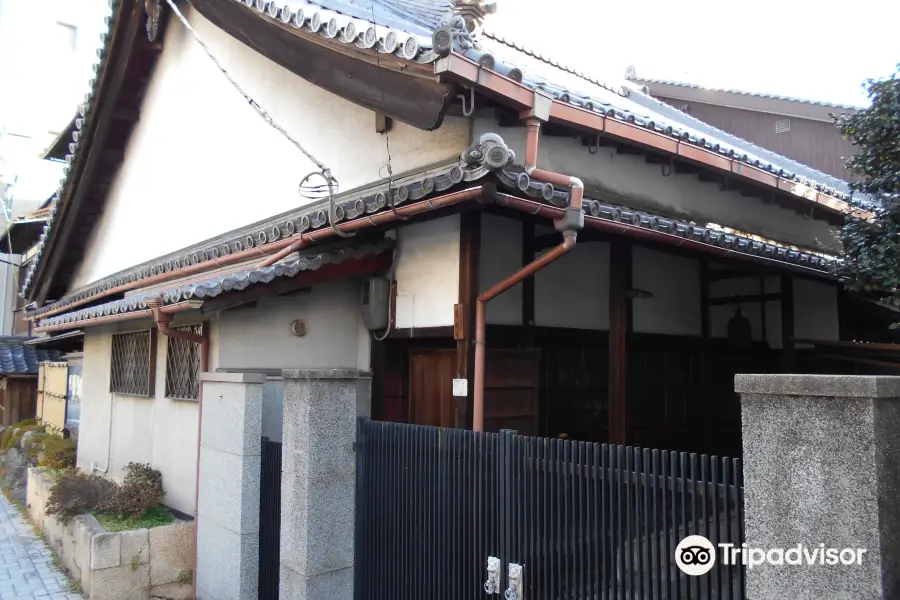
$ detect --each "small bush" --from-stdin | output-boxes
[46,472,118,524]
[100,463,164,518]
[1,418,38,449]
[39,436,77,471]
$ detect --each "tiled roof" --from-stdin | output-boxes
[476,31,865,204]
[32,136,836,330]
[35,241,394,330]
[0,337,62,376]
[627,76,863,111]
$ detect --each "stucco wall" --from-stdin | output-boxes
[77,319,203,515]
[395,216,460,329]
[472,213,839,341]
[214,279,369,371]
[71,6,469,290]
[471,117,836,252]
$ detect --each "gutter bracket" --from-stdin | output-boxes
[554,207,584,232]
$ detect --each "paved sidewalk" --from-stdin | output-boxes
[0,494,81,600]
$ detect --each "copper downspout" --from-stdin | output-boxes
[472,120,584,432]
[145,298,208,599]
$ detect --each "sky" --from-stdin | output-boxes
[486,0,899,107]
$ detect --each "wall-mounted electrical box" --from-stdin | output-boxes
[362,277,390,331]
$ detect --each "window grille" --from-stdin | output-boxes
[165,324,203,400]
[110,330,155,396]
[775,118,791,134]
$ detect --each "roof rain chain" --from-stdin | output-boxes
[164,0,351,239]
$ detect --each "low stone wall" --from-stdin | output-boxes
[26,468,194,600]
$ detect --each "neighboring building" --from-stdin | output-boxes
[0,0,109,336]
[13,1,894,596]
[626,74,860,181]
[0,337,61,428]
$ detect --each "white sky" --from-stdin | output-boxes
[486,0,900,107]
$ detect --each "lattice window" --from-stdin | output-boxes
[110,330,156,396]
[165,324,203,401]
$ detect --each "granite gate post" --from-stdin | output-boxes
[279,369,367,600]
[195,372,265,600]
[736,374,900,600]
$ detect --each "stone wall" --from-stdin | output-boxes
[26,468,194,600]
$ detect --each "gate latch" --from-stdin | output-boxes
[484,556,501,594]
[505,563,523,600]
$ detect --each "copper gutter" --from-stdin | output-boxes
[32,300,201,334]
[435,53,872,221]
[31,187,487,321]
[473,122,584,432]
[146,297,208,600]
[257,186,485,267]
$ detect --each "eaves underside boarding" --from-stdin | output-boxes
[30,148,837,331]
[25,0,865,307]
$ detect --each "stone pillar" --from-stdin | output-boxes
[280,369,367,600]
[196,372,265,600]
[736,374,900,600]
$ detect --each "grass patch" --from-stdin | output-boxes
[93,506,174,532]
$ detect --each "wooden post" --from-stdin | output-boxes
[522,220,536,332]
[700,260,710,338]
[458,210,482,428]
[781,275,796,372]
[609,240,632,445]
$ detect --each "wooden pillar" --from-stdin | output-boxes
[522,221,536,331]
[457,210,481,428]
[609,240,632,445]
[781,275,796,372]
[700,261,710,338]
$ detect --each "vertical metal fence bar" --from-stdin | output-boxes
[702,454,711,600]
[711,455,721,600]
[642,449,651,600]
[690,453,699,600]
[735,458,746,600]
[722,458,733,600]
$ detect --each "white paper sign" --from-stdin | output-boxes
[452,378,468,397]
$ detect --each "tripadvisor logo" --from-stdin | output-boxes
[675,535,868,575]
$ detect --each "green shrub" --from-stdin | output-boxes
[46,471,118,524]
[39,436,77,471]
[1,418,38,449]
[102,463,164,518]
[94,505,173,533]
[2,423,43,451]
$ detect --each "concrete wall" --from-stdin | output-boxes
[71,6,470,290]
[472,117,836,252]
[76,319,203,516]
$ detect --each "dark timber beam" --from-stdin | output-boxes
[522,221,535,328]
[781,275,796,372]
[609,239,631,445]
[700,260,710,338]
[457,210,481,429]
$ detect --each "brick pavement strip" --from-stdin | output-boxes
[0,494,81,600]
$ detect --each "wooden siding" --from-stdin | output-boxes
[656,97,857,180]
[0,377,38,428]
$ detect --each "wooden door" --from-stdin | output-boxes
[484,349,540,435]
[409,350,458,428]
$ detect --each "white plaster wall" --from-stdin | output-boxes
[215,279,369,370]
[534,242,609,330]
[472,118,837,252]
[71,7,469,290]
[794,278,840,341]
[480,213,523,325]
[632,247,701,336]
[76,321,202,515]
[395,216,460,329]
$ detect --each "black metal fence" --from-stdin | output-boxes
[355,419,745,600]
[259,437,282,600]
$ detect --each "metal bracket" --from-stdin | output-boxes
[505,563,523,600]
[484,556,501,594]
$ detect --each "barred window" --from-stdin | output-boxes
[110,330,156,396]
[165,324,203,401]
